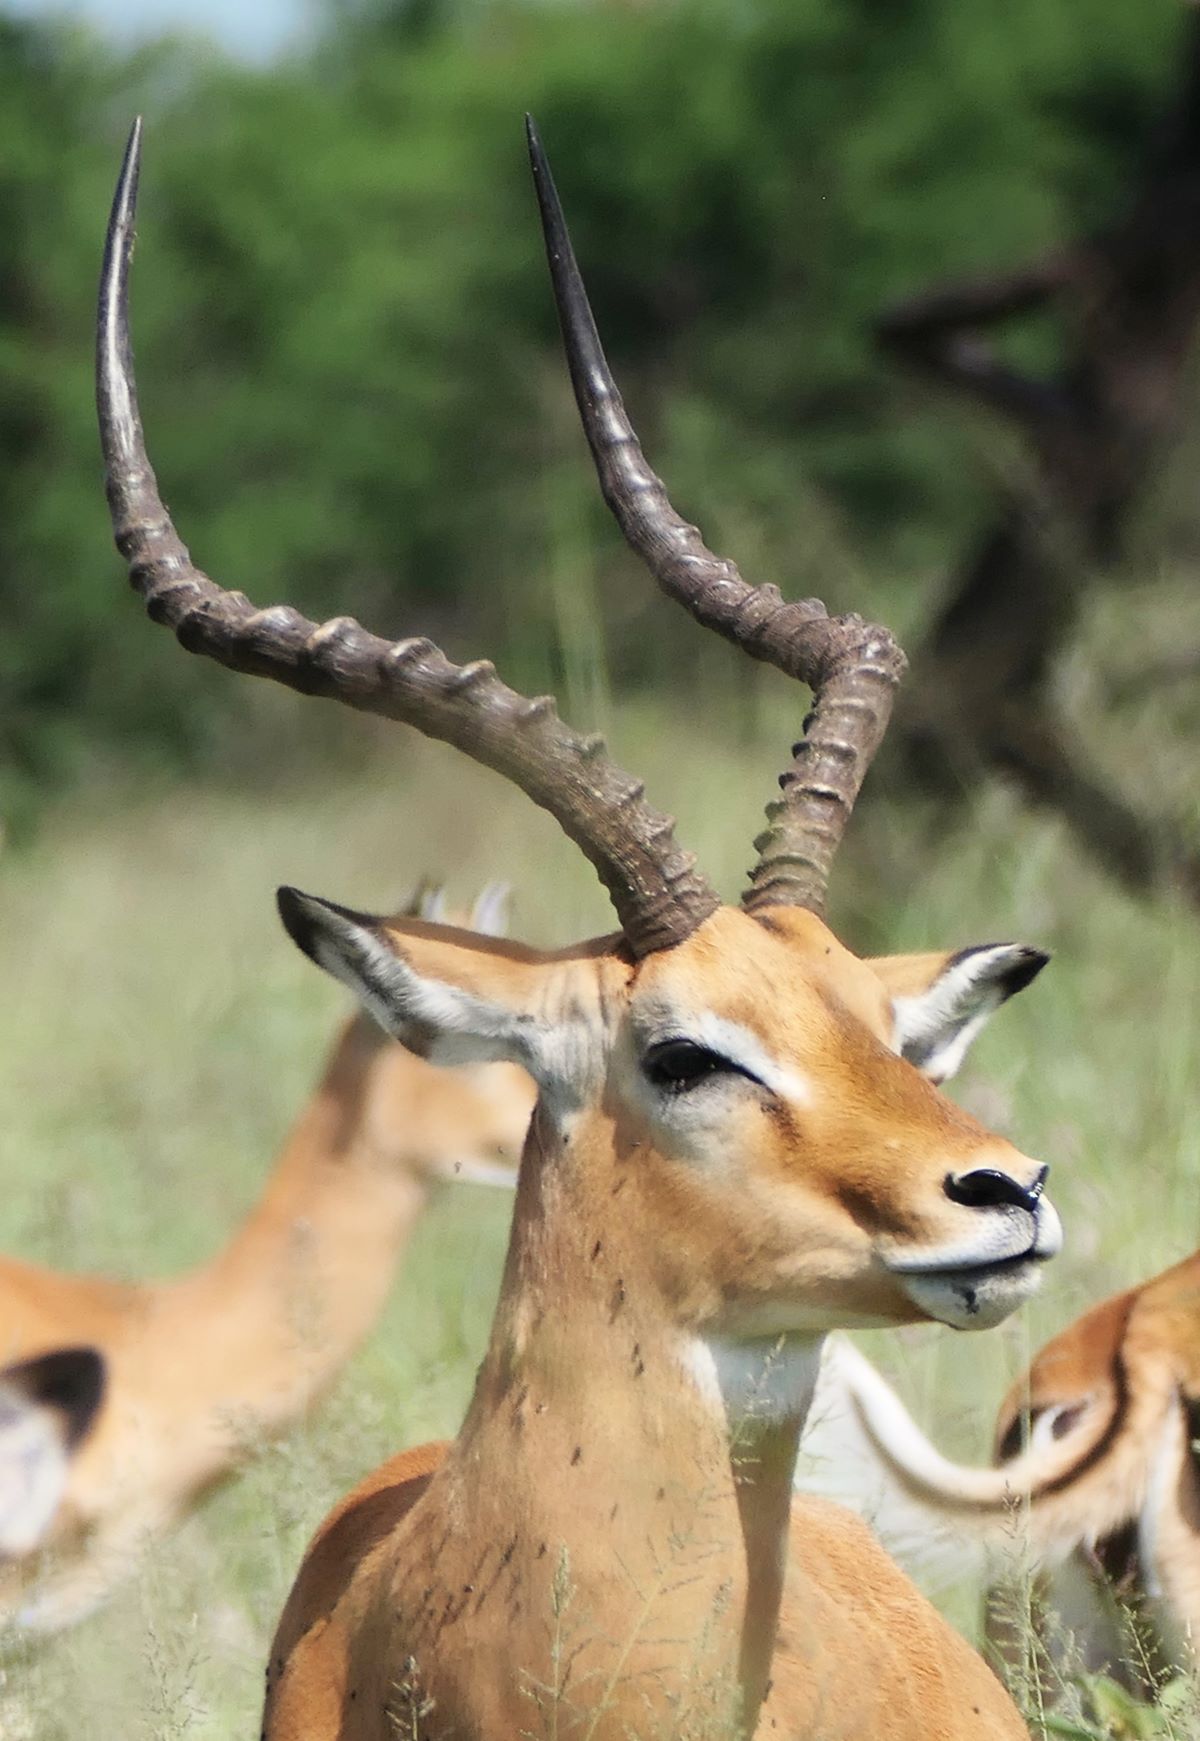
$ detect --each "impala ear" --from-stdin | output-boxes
[394,880,510,934]
[412,879,448,924]
[871,944,1049,1084]
[469,882,512,939]
[277,887,558,1079]
[0,1348,105,1557]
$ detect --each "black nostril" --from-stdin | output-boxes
[944,1164,1048,1215]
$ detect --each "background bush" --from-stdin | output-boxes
[0,0,1190,828]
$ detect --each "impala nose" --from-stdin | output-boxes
[944,1163,1048,1216]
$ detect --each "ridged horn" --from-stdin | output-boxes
[97,118,720,957]
[526,115,906,917]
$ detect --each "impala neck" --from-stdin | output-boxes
[175,1016,430,1426]
[451,1104,821,1737]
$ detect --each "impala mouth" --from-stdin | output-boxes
[889,1199,1062,1331]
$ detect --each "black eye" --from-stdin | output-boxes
[642,1040,756,1093]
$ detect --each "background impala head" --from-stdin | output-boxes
[797,1250,1200,1700]
[99,115,1059,1366]
[0,866,529,1636]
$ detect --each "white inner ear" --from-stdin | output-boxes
[469,882,512,939]
[312,920,542,1070]
[0,1395,70,1558]
[416,885,448,924]
[891,944,1033,1084]
[301,907,593,1103]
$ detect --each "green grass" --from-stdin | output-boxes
[0,676,1196,1737]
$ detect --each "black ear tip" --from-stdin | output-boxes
[525,114,546,173]
[277,886,379,966]
[276,885,323,963]
[4,1347,107,1450]
[50,1348,106,1448]
[1003,947,1051,996]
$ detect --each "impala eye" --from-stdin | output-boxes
[642,1040,759,1093]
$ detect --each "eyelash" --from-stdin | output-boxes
[642,1040,761,1094]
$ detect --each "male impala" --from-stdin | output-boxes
[0,884,531,1632]
[800,1247,1200,1694]
[98,116,1061,1739]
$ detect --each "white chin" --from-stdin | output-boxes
[900,1259,1045,1331]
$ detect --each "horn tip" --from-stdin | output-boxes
[525,113,554,210]
[116,116,144,219]
[524,114,549,181]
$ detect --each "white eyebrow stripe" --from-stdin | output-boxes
[685,1013,814,1105]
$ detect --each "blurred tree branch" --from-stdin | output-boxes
[878,9,1200,903]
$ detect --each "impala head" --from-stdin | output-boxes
[97,117,1060,1346]
[279,893,1054,1336]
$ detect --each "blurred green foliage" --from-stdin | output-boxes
[0,0,1187,827]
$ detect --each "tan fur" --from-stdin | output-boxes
[0,1013,532,1629]
[264,904,1048,1739]
[766,1499,1023,1738]
[271,1445,1022,1741]
[267,1442,449,1739]
[866,950,963,1002]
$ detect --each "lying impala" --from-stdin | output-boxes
[99,116,1062,1740]
[800,1247,1200,1694]
[0,884,531,1632]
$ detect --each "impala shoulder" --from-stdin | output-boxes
[787,1491,909,1592]
[777,1497,1025,1739]
[269,1442,450,1677]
